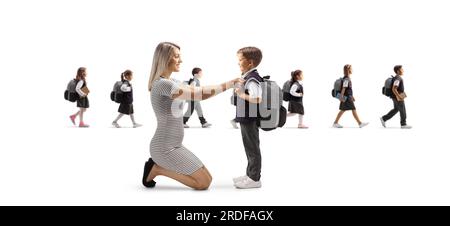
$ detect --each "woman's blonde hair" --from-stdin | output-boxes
[148,42,180,91]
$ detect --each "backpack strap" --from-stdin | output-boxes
[188,78,194,85]
[244,72,263,86]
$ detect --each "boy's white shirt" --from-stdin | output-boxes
[75,80,86,96]
[241,68,262,99]
[290,81,303,97]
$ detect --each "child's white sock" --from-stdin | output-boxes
[114,114,124,123]
[298,114,304,125]
[130,114,136,124]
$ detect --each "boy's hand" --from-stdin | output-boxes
[234,87,246,99]
[352,96,356,102]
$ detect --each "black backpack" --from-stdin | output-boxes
[64,79,79,102]
[382,76,395,97]
[282,80,292,101]
[110,81,124,103]
[183,78,194,86]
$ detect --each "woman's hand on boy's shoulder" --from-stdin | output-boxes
[231,78,245,86]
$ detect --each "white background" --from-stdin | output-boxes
[1,0,449,205]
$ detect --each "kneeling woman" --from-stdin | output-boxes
[143,42,243,190]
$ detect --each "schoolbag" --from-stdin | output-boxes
[110,81,124,103]
[331,77,343,98]
[183,78,194,86]
[282,80,292,101]
[382,76,395,97]
[64,79,79,102]
[248,75,287,131]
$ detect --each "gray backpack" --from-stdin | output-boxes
[247,75,287,131]
[110,81,124,103]
[331,77,343,98]
[64,79,79,102]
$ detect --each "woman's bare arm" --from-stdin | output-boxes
[172,78,243,101]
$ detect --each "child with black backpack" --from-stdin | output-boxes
[112,70,142,128]
[287,70,308,128]
[69,67,90,127]
[332,64,369,128]
[380,65,412,129]
[183,67,212,128]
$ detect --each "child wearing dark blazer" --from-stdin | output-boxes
[112,70,142,128]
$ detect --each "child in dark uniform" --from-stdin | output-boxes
[287,70,308,128]
[112,70,142,128]
[380,65,412,129]
[333,64,368,128]
[69,67,90,127]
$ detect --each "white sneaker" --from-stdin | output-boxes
[359,122,369,128]
[401,125,412,129]
[333,123,343,128]
[183,124,189,128]
[380,117,386,128]
[234,177,261,189]
[232,175,248,184]
[133,123,142,128]
[202,123,212,128]
[112,122,120,128]
[230,120,239,129]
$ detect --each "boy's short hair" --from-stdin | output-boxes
[192,67,202,76]
[237,47,263,67]
[394,65,403,74]
[343,64,352,76]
